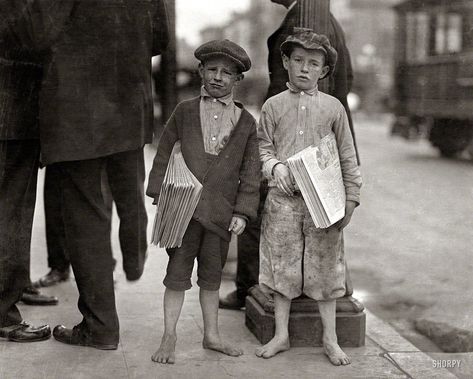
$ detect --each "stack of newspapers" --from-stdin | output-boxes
[151,141,203,248]
[287,134,346,228]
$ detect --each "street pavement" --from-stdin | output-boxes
[0,113,469,378]
[345,114,473,370]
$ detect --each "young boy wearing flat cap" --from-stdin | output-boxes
[256,29,362,365]
[147,39,260,364]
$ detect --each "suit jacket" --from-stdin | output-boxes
[147,97,260,241]
[0,1,43,140]
[36,0,169,164]
[266,1,359,162]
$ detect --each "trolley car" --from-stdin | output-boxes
[392,0,473,157]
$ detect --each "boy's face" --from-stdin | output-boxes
[282,46,329,91]
[199,56,243,98]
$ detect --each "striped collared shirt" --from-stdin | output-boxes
[258,82,362,203]
[199,86,242,155]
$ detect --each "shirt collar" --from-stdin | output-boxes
[200,86,234,106]
[286,81,318,96]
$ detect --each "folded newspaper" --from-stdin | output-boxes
[151,141,203,248]
[286,133,346,228]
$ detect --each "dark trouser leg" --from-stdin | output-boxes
[44,165,69,272]
[55,158,119,344]
[0,140,39,327]
[236,182,268,301]
[106,148,148,281]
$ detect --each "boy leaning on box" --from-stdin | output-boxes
[256,28,362,365]
[146,39,260,364]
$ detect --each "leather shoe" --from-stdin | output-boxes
[32,268,70,288]
[21,286,59,306]
[219,290,245,310]
[53,325,118,350]
[0,322,51,342]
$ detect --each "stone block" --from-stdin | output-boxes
[245,288,366,347]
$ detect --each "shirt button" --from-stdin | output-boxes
[274,264,280,270]
[214,115,218,119]
[213,98,217,102]
[299,131,304,135]
[301,106,306,110]
[211,136,216,141]
[301,91,305,95]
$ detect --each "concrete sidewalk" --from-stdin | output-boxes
[0,146,462,378]
[0,242,457,378]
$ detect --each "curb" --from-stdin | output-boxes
[415,318,473,353]
[366,311,457,378]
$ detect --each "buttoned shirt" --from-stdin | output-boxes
[258,83,361,203]
[199,86,242,155]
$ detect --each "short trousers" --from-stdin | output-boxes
[259,188,346,301]
[164,219,230,291]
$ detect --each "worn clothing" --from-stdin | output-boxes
[236,1,358,298]
[259,188,346,300]
[200,86,242,155]
[258,86,361,204]
[164,220,230,291]
[265,1,358,162]
[258,88,361,302]
[37,0,169,165]
[0,140,40,327]
[147,97,260,242]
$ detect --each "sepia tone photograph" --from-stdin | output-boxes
[1,0,472,378]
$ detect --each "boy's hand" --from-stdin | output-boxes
[273,163,295,196]
[335,200,357,231]
[228,216,247,235]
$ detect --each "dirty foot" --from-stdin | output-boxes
[323,341,350,366]
[202,335,243,357]
[255,335,290,359]
[151,334,177,364]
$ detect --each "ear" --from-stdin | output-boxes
[234,73,244,86]
[198,63,204,79]
[319,65,330,79]
[282,54,290,71]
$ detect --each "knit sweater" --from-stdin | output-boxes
[147,97,260,241]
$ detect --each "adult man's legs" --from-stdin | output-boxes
[33,165,70,288]
[0,139,51,341]
[106,147,148,281]
[220,182,267,309]
[53,158,119,347]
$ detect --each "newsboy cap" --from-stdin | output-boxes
[280,28,338,79]
[194,39,251,72]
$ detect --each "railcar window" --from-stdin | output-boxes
[433,12,462,55]
[446,14,462,53]
[406,12,430,62]
[435,13,447,54]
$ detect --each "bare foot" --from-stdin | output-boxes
[255,335,290,359]
[323,341,351,366]
[202,335,243,357]
[151,334,177,364]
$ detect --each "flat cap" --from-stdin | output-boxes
[280,28,338,79]
[194,39,251,72]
